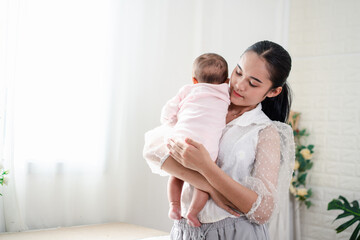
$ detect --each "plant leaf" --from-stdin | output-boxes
[306,188,312,198]
[353,201,359,209]
[335,212,353,220]
[305,200,312,209]
[306,162,313,170]
[336,217,358,233]
[328,196,360,237]
[299,129,306,136]
[339,196,351,208]
[349,223,360,240]
[328,199,343,211]
[297,172,308,185]
[308,144,314,151]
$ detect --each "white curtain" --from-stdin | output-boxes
[0,0,291,234]
[0,0,124,232]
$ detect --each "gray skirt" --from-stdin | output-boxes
[170,217,269,240]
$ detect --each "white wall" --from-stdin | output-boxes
[288,0,360,239]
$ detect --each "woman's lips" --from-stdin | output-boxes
[233,90,244,98]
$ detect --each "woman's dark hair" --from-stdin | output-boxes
[245,40,292,123]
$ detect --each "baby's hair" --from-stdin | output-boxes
[193,53,228,84]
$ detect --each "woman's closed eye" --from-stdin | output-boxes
[249,80,257,87]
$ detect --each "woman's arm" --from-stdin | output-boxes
[162,155,240,216]
[162,155,209,192]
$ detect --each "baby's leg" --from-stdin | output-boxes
[168,176,184,220]
[186,188,209,227]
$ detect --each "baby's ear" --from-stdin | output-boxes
[225,78,230,84]
[192,77,198,84]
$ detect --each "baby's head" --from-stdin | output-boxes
[192,53,228,84]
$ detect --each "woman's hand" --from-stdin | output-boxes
[167,138,213,173]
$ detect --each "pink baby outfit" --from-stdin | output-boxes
[143,83,230,175]
[161,83,230,161]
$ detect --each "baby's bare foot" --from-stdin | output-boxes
[168,202,181,220]
[186,212,201,227]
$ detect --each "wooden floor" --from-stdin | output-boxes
[0,222,169,240]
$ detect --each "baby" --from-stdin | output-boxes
[161,53,230,227]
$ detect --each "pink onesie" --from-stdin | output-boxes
[161,83,230,161]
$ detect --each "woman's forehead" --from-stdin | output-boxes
[237,52,271,81]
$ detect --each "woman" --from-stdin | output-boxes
[144,40,295,239]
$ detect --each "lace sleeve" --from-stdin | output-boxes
[244,122,295,224]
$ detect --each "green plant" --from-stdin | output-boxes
[288,112,314,208]
[0,164,9,196]
[328,195,360,240]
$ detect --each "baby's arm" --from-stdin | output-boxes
[160,95,181,126]
[160,85,189,126]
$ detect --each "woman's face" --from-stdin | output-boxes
[229,51,279,109]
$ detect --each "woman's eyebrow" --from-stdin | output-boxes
[237,64,263,83]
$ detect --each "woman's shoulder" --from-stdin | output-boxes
[258,122,295,162]
[270,121,294,139]
[257,123,280,144]
[257,121,293,144]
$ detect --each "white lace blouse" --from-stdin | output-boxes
[143,103,295,225]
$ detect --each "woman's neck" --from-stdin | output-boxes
[226,104,259,123]
[228,104,257,117]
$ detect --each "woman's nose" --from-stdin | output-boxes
[235,78,246,91]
